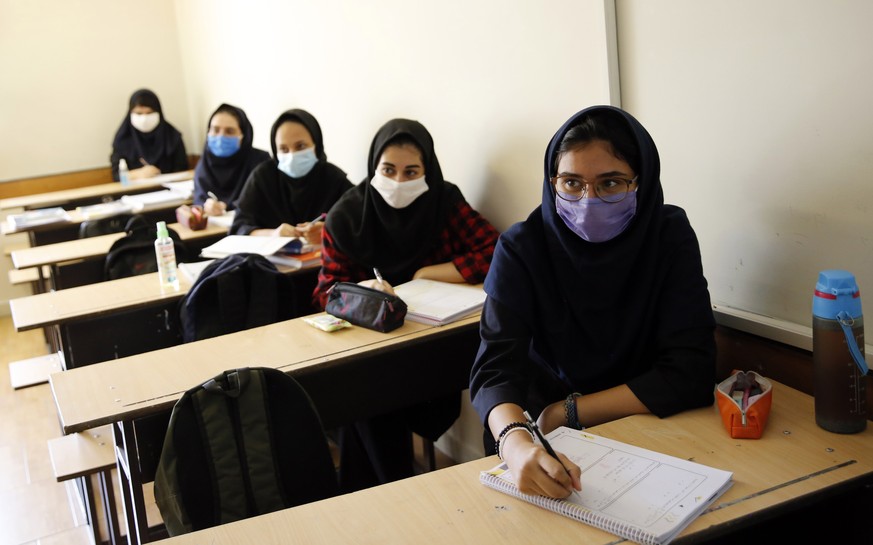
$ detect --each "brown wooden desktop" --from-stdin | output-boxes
[10,221,227,291]
[0,170,194,211]
[153,379,873,545]
[10,259,318,369]
[49,313,483,544]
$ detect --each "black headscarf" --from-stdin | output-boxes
[484,105,713,387]
[110,89,186,179]
[193,104,270,208]
[229,109,352,235]
[325,119,463,284]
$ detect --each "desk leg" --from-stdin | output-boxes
[99,468,122,545]
[115,421,150,545]
[79,475,101,545]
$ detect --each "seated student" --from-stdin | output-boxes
[313,118,500,492]
[193,104,270,216]
[230,109,352,244]
[110,89,188,181]
[470,105,716,500]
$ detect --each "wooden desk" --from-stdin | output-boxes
[10,222,227,290]
[50,313,482,544]
[0,170,194,211]
[10,260,318,368]
[154,380,873,544]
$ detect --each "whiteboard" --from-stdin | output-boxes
[617,0,873,334]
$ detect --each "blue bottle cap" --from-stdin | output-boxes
[812,269,862,319]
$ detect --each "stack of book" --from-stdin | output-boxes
[200,235,321,270]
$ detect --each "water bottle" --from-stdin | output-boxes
[812,270,868,433]
[154,221,179,292]
[119,158,130,186]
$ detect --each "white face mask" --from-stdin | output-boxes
[370,173,429,209]
[130,112,161,133]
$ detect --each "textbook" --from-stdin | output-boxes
[479,427,733,545]
[206,210,236,230]
[392,279,486,326]
[199,235,320,269]
[178,260,215,283]
[7,207,72,230]
[200,235,295,259]
[76,200,133,220]
[120,190,189,212]
[266,248,322,269]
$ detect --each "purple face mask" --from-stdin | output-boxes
[555,191,637,243]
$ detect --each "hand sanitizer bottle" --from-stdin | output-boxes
[119,158,130,186]
[155,221,179,291]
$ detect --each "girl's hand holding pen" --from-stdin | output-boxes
[502,433,581,500]
[204,191,227,216]
[294,213,326,244]
[359,267,395,295]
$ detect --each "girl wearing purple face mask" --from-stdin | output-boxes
[470,106,716,501]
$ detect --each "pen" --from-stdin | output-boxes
[523,410,581,500]
[373,267,384,285]
[139,157,149,166]
[309,212,326,224]
[207,191,219,201]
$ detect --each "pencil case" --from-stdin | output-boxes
[716,370,773,439]
[325,282,407,333]
[175,204,208,231]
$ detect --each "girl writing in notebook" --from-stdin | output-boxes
[110,89,188,181]
[230,109,352,244]
[193,104,270,215]
[313,118,499,492]
[470,106,716,499]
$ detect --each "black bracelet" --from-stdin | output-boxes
[494,421,530,458]
[565,392,584,430]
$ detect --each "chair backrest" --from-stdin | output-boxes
[78,212,137,238]
[178,253,297,343]
[103,216,190,280]
[154,367,339,536]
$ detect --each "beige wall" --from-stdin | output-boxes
[172,0,616,233]
[0,0,193,181]
[618,0,873,329]
[1,0,616,461]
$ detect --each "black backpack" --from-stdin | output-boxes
[104,216,190,280]
[153,367,339,536]
[178,253,297,343]
[78,212,137,238]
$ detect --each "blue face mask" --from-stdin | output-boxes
[207,135,241,157]
[277,148,318,178]
[555,191,637,242]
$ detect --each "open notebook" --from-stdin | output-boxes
[200,235,319,269]
[480,427,733,545]
[392,279,486,326]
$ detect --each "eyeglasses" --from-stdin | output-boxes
[550,175,638,203]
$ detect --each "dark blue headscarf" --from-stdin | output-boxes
[193,104,269,208]
[484,105,712,388]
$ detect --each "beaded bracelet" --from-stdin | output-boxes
[565,392,584,430]
[494,421,530,459]
[497,425,534,460]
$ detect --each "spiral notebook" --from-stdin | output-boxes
[480,427,733,545]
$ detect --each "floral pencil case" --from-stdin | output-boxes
[716,370,773,439]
